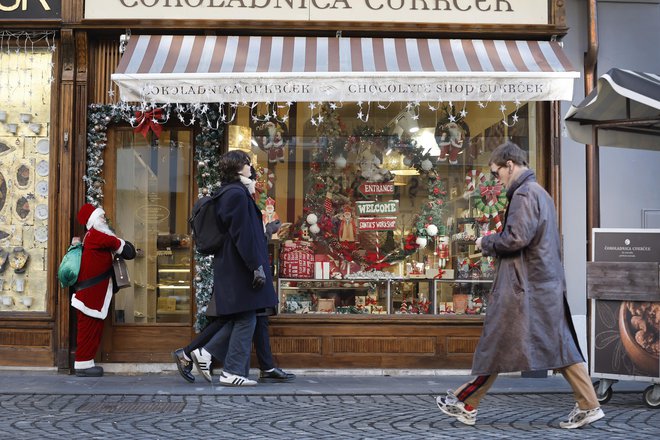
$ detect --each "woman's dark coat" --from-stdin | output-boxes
[209,181,277,316]
[472,170,584,375]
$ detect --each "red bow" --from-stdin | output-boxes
[404,234,419,251]
[480,182,503,205]
[134,108,164,139]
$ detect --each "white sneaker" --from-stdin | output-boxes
[436,390,477,426]
[219,371,257,387]
[190,348,213,383]
[560,403,605,429]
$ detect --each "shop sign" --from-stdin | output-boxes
[0,0,61,19]
[356,200,399,216]
[358,216,397,231]
[590,228,660,379]
[113,75,577,104]
[85,0,548,25]
[592,228,660,263]
[358,182,394,197]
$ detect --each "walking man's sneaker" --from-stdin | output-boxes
[218,371,257,387]
[172,348,195,383]
[436,390,477,426]
[190,348,213,383]
[560,403,605,429]
[258,367,296,383]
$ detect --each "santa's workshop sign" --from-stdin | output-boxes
[358,216,397,231]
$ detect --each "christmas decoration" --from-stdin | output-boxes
[413,177,448,239]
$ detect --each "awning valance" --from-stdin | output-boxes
[112,35,578,104]
[565,68,660,149]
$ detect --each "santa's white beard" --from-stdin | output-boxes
[92,218,116,237]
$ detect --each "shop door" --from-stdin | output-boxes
[100,128,195,362]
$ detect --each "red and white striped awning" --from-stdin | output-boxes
[112,35,578,103]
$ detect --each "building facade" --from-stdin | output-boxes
[2,0,639,372]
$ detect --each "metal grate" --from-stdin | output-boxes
[78,402,185,413]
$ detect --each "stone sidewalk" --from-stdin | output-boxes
[0,370,656,439]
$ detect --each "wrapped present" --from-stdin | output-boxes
[280,240,314,279]
[453,293,468,314]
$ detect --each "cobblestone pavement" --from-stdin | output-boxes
[1,391,657,439]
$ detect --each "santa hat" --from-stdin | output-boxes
[77,203,104,230]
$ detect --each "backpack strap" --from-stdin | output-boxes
[73,267,113,292]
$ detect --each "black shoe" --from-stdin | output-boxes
[75,366,104,377]
[172,348,195,383]
[258,367,295,383]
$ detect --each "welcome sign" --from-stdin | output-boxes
[85,0,549,25]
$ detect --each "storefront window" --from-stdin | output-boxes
[113,129,193,324]
[230,101,538,317]
[0,46,53,313]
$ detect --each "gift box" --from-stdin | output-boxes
[314,255,331,279]
[453,293,468,314]
[317,298,336,313]
[280,240,314,279]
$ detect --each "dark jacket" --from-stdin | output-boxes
[471,170,584,375]
[209,181,277,316]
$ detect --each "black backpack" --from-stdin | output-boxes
[189,187,228,255]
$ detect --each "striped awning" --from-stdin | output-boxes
[565,68,660,149]
[112,35,578,103]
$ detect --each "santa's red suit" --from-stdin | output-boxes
[71,203,130,374]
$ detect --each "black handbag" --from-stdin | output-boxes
[112,255,131,290]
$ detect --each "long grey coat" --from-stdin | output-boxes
[472,170,584,375]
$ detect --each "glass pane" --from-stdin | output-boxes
[0,48,52,313]
[113,130,193,324]
[227,101,538,316]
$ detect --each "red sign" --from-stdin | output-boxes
[358,182,394,196]
[358,217,397,231]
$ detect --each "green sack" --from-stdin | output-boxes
[58,243,82,288]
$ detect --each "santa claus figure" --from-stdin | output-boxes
[437,122,465,165]
[262,197,280,239]
[70,203,135,377]
[262,122,286,163]
[338,206,357,242]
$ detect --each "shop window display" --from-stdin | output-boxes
[229,101,538,317]
[0,35,54,313]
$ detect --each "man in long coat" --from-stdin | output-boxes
[71,203,135,377]
[436,142,604,429]
[189,150,279,387]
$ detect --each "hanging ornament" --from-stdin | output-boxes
[306,213,318,225]
[421,159,433,172]
[309,224,321,234]
[334,155,347,169]
[415,236,428,248]
[427,224,438,237]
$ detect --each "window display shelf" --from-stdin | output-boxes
[278,278,490,317]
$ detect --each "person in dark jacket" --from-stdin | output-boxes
[186,150,282,386]
[436,142,604,429]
